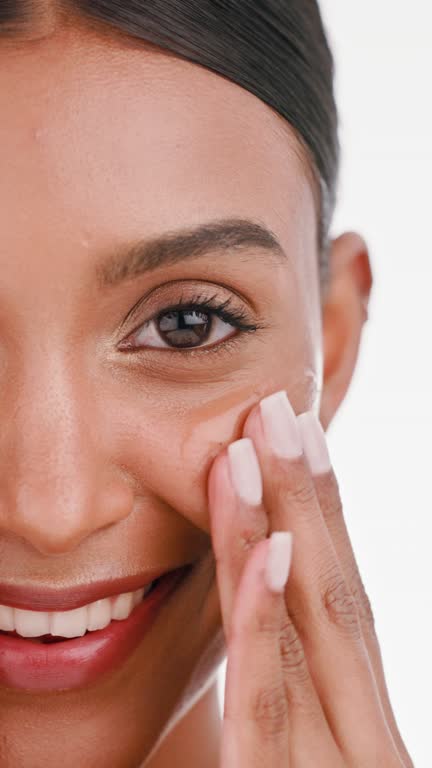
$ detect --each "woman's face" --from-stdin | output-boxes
[0,20,358,768]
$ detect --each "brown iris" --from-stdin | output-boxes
[157,309,211,348]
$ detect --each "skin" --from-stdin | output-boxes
[0,13,409,768]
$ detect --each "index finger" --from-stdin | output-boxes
[207,438,269,642]
[221,534,290,768]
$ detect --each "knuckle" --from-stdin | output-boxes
[321,569,362,638]
[251,682,288,739]
[285,477,318,509]
[278,619,315,712]
[351,575,376,631]
[278,618,309,683]
[237,522,267,554]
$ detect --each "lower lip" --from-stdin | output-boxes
[0,566,190,693]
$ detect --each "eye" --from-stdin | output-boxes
[119,296,259,352]
[127,306,238,350]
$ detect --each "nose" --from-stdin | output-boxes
[0,358,134,556]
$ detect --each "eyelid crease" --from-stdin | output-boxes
[119,277,260,333]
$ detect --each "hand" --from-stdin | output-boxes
[207,390,413,767]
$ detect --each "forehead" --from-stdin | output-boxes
[0,22,317,271]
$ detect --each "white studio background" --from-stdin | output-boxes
[216,3,432,767]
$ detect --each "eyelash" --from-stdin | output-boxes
[120,290,262,356]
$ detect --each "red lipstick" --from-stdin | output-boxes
[0,564,192,692]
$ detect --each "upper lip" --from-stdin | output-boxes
[0,565,189,612]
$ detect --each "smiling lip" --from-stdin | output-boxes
[0,567,173,612]
[0,564,192,692]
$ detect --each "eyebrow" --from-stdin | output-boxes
[96,218,287,288]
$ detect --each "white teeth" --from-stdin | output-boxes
[111,591,134,620]
[132,587,146,607]
[15,608,50,637]
[50,606,88,638]
[0,585,150,640]
[87,598,111,632]
[0,604,15,631]
[111,582,153,620]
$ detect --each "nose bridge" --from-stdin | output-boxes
[0,347,131,554]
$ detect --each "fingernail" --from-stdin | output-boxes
[259,391,303,459]
[296,411,331,475]
[265,531,293,594]
[227,438,263,506]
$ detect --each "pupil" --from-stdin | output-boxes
[157,310,211,348]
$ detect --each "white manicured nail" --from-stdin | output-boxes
[260,391,303,459]
[264,531,293,594]
[227,438,263,506]
[297,411,331,475]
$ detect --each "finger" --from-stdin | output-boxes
[243,391,402,766]
[221,534,290,767]
[223,533,340,768]
[211,440,344,767]
[207,439,269,642]
[299,415,414,768]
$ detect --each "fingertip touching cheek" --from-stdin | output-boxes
[104,357,320,541]
[174,364,322,533]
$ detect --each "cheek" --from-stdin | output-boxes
[110,386,257,534]
[106,362,319,535]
